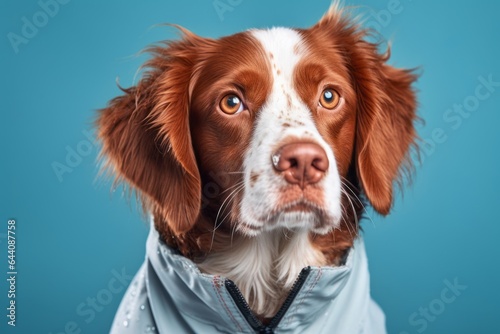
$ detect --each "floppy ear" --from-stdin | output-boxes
[97,31,207,233]
[351,42,418,215]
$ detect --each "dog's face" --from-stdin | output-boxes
[190,27,356,236]
[98,7,417,250]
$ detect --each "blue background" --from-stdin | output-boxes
[2,0,499,333]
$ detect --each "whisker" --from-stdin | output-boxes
[220,180,245,194]
[339,200,354,239]
[214,184,245,230]
[340,178,376,228]
[340,177,363,206]
[218,191,242,231]
[342,187,359,233]
[215,184,244,229]
[209,183,245,252]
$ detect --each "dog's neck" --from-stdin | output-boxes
[196,228,327,317]
[157,212,358,317]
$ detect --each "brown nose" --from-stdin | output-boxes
[272,142,329,188]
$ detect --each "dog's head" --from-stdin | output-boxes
[97,5,417,253]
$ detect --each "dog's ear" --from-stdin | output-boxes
[316,5,418,215]
[97,30,209,233]
[353,48,418,215]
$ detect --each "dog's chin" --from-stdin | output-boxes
[236,208,339,237]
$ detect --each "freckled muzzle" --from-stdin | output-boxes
[271,142,329,189]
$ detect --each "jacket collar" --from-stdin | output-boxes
[111,221,386,333]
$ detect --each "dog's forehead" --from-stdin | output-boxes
[250,27,306,79]
[249,28,314,123]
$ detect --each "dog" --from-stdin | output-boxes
[98,3,418,333]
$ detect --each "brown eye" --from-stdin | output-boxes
[220,94,244,114]
[319,88,340,109]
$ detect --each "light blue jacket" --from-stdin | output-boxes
[110,223,386,333]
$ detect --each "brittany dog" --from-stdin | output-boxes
[98,3,418,333]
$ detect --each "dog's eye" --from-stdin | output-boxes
[319,88,340,109]
[220,94,244,115]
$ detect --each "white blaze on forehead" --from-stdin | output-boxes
[238,27,342,233]
[250,28,306,122]
[249,27,313,143]
[252,28,303,84]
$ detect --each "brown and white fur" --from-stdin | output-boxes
[97,3,418,319]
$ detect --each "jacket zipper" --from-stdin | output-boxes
[225,266,312,333]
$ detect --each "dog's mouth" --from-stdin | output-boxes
[281,202,316,213]
[238,197,338,237]
[270,199,323,217]
[271,199,336,232]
